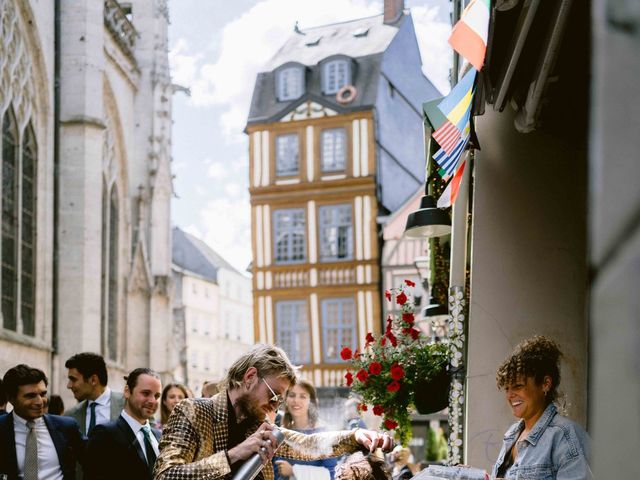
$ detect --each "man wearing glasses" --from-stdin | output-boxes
[155,344,393,480]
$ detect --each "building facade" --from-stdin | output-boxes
[172,227,253,396]
[0,0,174,400]
[246,1,439,386]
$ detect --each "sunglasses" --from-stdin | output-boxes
[262,378,285,409]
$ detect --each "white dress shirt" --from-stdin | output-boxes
[84,386,112,434]
[13,412,63,480]
[120,410,159,461]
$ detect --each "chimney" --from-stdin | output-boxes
[383,0,404,25]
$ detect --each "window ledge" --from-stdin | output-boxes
[0,329,51,351]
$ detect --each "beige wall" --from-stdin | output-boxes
[465,107,588,470]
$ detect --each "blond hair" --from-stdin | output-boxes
[222,344,298,390]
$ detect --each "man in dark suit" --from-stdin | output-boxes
[64,353,125,435]
[0,377,8,415]
[0,364,86,480]
[85,368,162,480]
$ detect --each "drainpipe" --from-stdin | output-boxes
[52,0,61,374]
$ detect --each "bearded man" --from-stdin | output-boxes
[155,344,393,480]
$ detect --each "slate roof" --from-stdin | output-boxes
[172,227,241,281]
[247,13,405,126]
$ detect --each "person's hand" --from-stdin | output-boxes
[227,423,278,464]
[274,460,294,477]
[354,429,394,453]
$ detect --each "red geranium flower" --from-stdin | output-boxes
[385,290,391,301]
[409,328,421,340]
[390,364,405,380]
[356,369,368,382]
[345,372,353,387]
[404,279,416,287]
[358,403,368,412]
[387,381,401,392]
[368,362,382,375]
[386,331,397,347]
[380,337,387,347]
[402,312,415,324]
[373,405,384,416]
[384,419,399,430]
[365,332,375,346]
[340,347,353,360]
[396,292,408,305]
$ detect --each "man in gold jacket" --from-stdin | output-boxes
[155,345,393,480]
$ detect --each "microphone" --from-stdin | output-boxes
[232,427,285,480]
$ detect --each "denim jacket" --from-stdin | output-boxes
[491,404,592,479]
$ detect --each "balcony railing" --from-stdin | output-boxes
[104,0,137,62]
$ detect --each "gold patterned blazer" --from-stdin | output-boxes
[154,391,361,480]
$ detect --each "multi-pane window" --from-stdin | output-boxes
[321,128,347,172]
[321,298,356,363]
[1,109,18,331]
[276,300,310,364]
[275,134,299,177]
[20,125,37,336]
[277,66,304,101]
[273,209,306,264]
[319,204,352,262]
[101,184,119,362]
[323,59,351,94]
[2,109,37,336]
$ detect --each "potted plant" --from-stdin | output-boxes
[342,280,452,446]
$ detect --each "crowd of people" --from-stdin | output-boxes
[0,336,590,480]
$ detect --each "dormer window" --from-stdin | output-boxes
[277,65,305,101]
[323,59,351,95]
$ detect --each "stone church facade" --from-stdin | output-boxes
[0,0,174,400]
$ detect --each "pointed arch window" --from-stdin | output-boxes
[20,123,37,336]
[1,110,38,336]
[101,183,119,361]
[1,109,19,331]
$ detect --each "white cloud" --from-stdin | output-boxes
[170,0,382,141]
[411,4,453,95]
[197,196,252,272]
[207,162,228,179]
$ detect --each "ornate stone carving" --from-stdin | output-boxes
[104,0,138,63]
[0,0,36,129]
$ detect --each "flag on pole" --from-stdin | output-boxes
[448,0,490,71]
[434,132,469,180]
[437,158,467,208]
[438,69,476,128]
[432,120,461,154]
[423,97,447,130]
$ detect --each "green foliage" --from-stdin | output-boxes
[342,281,451,446]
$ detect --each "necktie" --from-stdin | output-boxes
[24,421,38,480]
[88,402,98,434]
[141,425,157,471]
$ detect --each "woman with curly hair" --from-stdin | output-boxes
[492,336,591,479]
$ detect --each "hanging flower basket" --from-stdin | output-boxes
[343,280,452,446]
[413,366,451,414]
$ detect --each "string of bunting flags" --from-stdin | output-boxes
[425,0,490,208]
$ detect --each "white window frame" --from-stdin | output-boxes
[276,300,311,364]
[278,66,305,101]
[273,208,306,264]
[319,204,353,262]
[275,133,299,177]
[321,128,347,172]
[323,59,351,95]
[321,297,356,363]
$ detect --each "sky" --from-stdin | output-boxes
[168,0,453,272]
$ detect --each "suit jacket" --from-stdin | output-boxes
[155,392,360,480]
[0,413,86,480]
[85,414,161,480]
[64,390,125,434]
